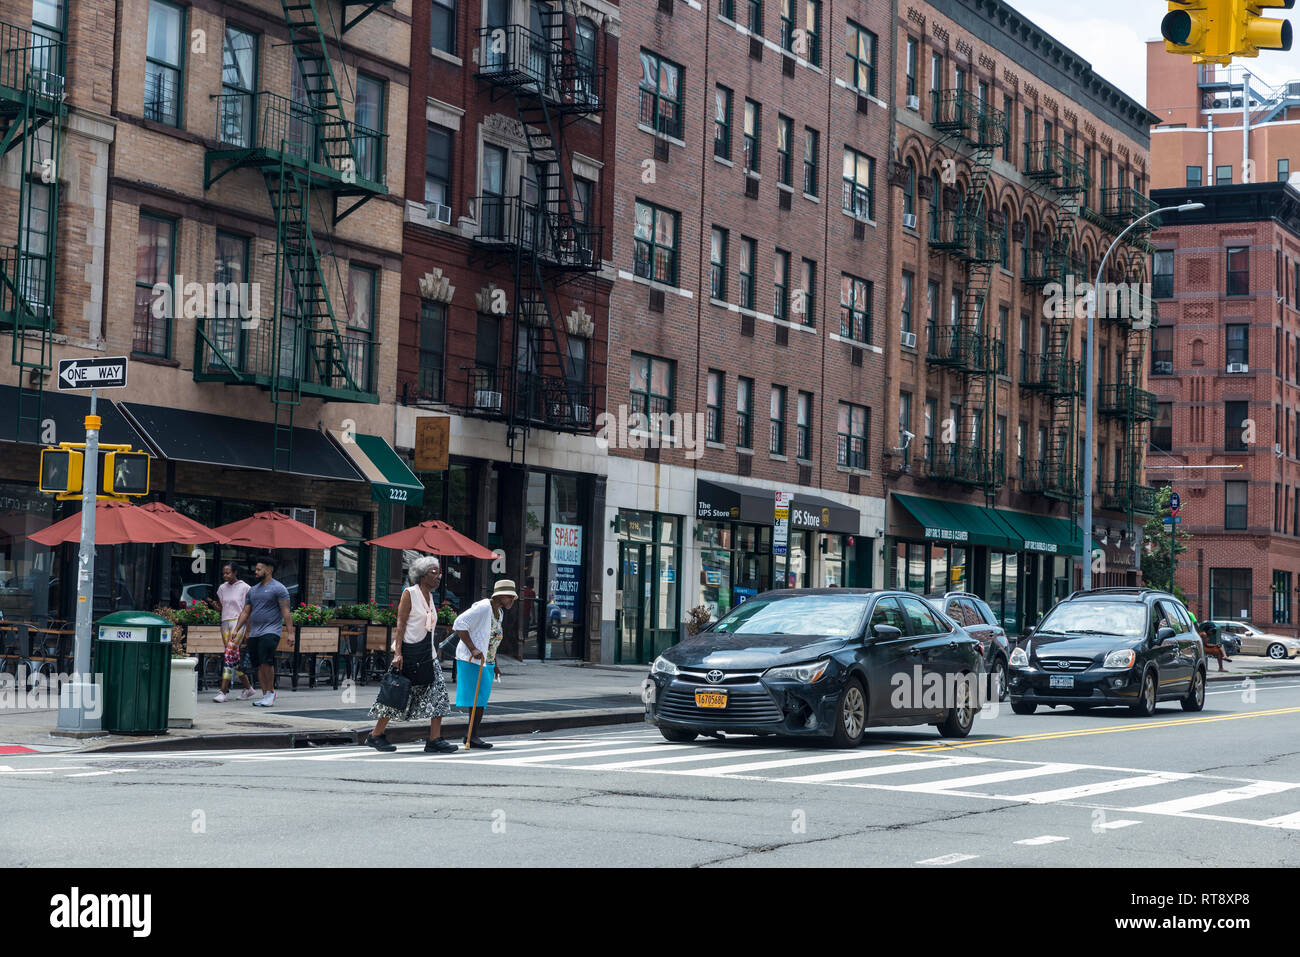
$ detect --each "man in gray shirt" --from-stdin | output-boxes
[234,556,293,707]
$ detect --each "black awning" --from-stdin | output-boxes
[119,403,366,483]
[0,386,152,449]
[789,492,861,534]
[696,477,776,524]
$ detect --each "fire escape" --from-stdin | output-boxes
[468,1,605,465]
[0,20,63,443]
[200,0,388,471]
[926,89,1007,503]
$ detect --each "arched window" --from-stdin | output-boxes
[902,159,916,217]
[576,18,598,104]
[928,170,941,240]
[999,204,1011,268]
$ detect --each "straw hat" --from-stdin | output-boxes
[492,579,519,599]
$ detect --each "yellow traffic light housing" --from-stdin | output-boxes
[102,451,152,496]
[1162,0,1293,62]
[1239,0,1294,56]
[39,448,83,495]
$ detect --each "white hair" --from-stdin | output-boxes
[408,555,442,584]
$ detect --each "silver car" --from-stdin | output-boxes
[1211,621,1300,660]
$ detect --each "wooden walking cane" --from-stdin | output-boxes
[464,655,485,748]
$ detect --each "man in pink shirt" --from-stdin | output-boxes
[212,563,256,702]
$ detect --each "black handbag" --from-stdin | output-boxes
[377,667,411,711]
[400,633,438,685]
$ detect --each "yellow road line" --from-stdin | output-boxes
[890,705,1300,753]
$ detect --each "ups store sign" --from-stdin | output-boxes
[790,497,859,534]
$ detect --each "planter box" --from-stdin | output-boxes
[183,624,225,656]
[295,626,340,655]
[365,624,392,651]
[169,656,197,728]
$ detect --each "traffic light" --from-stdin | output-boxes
[102,451,151,496]
[1238,0,1294,57]
[1161,0,1293,62]
[39,448,83,495]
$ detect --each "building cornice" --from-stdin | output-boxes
[1151,182,1300,239]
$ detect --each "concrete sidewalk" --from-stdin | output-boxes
[0,660,650,753]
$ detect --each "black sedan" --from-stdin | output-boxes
[644,589,985,748]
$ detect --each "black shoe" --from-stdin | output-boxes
[425,738,458,754]
[467,737,493,750]
[365,734,397,752]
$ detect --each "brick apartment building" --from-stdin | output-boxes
[396,0,618,660]
[1146,181,1300,637]
[1147,41,1300,191]
[0,0,413,623]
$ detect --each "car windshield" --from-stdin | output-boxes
[711,594,871,637]
[1036,601,1147,638]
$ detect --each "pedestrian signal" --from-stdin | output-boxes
[39,448,83,494]
[103,451,151,496]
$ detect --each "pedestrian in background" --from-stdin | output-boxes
[233,556,292,707]
[1198,619,1228,673]
[365,555,455,754]
[212,563,256,702]
[453,579,517,749]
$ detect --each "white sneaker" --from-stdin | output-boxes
[212,692,229,703]
[238,688,258,700]
[252,692,275,707]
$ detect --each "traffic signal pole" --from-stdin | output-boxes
[56,388,101,733]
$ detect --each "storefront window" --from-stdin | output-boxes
[321,509,368,606]
[697,520,770,617]
[618,510,682,664]
[787,530,808,588]
[820,534,844,587]
[907,543,926,592]
[989,552,1004,623]
[928,544,947,594]
[0,484,57,623]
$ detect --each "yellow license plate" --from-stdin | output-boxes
[695,691,728,709]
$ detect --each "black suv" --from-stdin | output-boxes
[1007,588,1206,716]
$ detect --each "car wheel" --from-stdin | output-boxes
[1266,643,1288,660]
[1011,700,1036,715]
[1181,667,1206,712]
[936,673,976,738]
[993,658,1009,702]
[829,677,867,748]
[1130,671,1158,716]
[659,726,697,743]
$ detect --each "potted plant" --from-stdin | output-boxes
[684,604,713,638]
[435,600,458,638]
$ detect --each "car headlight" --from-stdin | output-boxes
[650,655,679,677]
[1009,647,1029,667]
[1103,649,1136,669]
[763,660,830,683]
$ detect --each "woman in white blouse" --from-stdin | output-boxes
[452,579,517,749]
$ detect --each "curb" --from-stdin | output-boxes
[83,708,646,754]
[1207,670,1298,683]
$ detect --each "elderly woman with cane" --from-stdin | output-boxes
[364,555,457,754]
[452,580,517,749]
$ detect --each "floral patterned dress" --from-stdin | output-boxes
[367,586,451,722]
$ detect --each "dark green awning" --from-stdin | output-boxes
[892,494,1017,549]
[329,431,424,507]
[994,509,1094,557]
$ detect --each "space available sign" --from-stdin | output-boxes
[549,524,582,618]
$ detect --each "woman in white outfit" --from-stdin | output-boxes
[364,555,456,753]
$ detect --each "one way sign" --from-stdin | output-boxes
[57,356,128,391]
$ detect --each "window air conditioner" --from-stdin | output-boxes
[902,212,917,229]
[906,94,921,111]
[1226,362,1249,373]
[429,203,452,224]
[900,330,917,348]
[475,390,503,410]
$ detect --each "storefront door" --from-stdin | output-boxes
[616,540,651,664]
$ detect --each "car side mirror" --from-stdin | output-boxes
[872,624,902,640]
[1156,627,1177,643]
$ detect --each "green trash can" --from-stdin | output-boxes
[94,611,174,735]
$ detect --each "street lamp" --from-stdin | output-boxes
[1081,201,1205,591]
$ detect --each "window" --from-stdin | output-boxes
[353,74,384,182]
[1186,165,1203,188]
[1215,164,1233,185]
[630,353,674,419]
[1153,249,1174,298]
[1225,481,1248,530]
[1226,324,1249,368]
[1210,567,1251,617]
[837,402,868,469]
[572,175,594,259]
[633,200,679,284]
[842,147,873,219]
[905,37,917,97]
[1152,402,1173,451]
[575,18,599,105]
[714,84,733,159]
[930,53,943,119]
[845,20,877,96]
[475,313,500,382]
[18,181,51,312]
[1001,94,1012,162]
[205,230,247,368]
[1016,421,1027,480]
[770,385,787,455]
[900,270,914,334]
[721,0,735,19]
[840,273,871,342]
[925,280,938,352]
[219,26,256,147]
[803,127,819,195]
[928,170,941,240]
[425,123,452,217]
[798,258,816,325]
[145,0,184,126]
[344,264,376,390]
[797,391,813,459]
[479,143,507,239]
[1022,107,1033,169]
[710,227,728,301]
[418,301,446,401]
[899,392,912,466]
[776,114,793,186]
[32,0,63,75]
[133,213,174,357]
[1226,246,1249,296]
[1152,327,1173,375]
[902,159,915,217]
[801,0,822,65]
[739,236,756,309]
[431,0,456,55]
[639,50,683,139]
[1279,159,1291,182]
[1274,570,1292,624]
[924,398,937,466]
[773,248,790,319]
[744,99,761,172]
[996,416,1006,475]
[737,378,754,449]
[707,371,724,443]
[780,0,796,52]
[746,0,763,35]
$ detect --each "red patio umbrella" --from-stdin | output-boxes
[365,520,495,558]
[28,499,195,547]
[209,509,345,549]
[139,502,232,544]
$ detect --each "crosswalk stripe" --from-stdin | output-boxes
[1096,819,1143,830]
[1002,771,1193,804]
[1127,780,1299,815]
[917,853,978,865]
[66,770,135,778]
[667,750,940,778]
[787,755,992,783]
[474,744,687,765]
[1014,835,1069,845]
[891,763,1082,793]
[566,747,804,770]
[1259,810,1300,829]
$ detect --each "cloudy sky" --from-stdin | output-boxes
[1004,0,1297,107]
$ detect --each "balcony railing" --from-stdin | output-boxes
[1018,352,1080,395]
[1024,140,1089,192]
[1099,382,1158,421]
[929,211,1002,262]
[0,244,50,325]
[1101,482,1159,515]
[451,367,596,432]
[1101,186,1159,229]
[932,90,1007,148]
[928,441,1004,487]
[474,24,603,112]
[0,20,65,105]
[1021,459,1079,499]
[470,194,601,270]
[1021,245,1072,286]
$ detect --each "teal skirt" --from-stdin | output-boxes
[455,661,495,707]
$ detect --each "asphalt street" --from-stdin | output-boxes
[4,679,1300,867]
